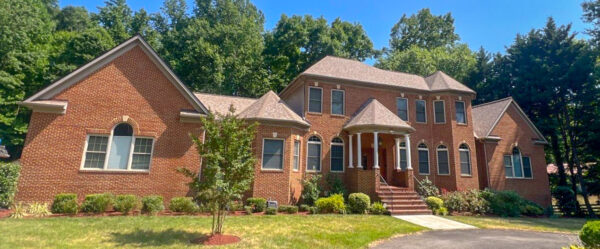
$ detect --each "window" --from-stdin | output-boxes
[293,141,300,171]
[437,145,449,175]
[459,144,471,176]
[434,100,445,123]
[330,137,344,172]
[455,101,466,124]
[82,123,154,171]
[307,136,322,171]
[418,143,429,174]
[308,87,322,113]
[504,147,532,179]
[416,100,427,123]
[399,142,407,170]
[262,139,284,170]
[396,98,408,121]
[331,90,345,115]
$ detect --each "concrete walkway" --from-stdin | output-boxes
[394,215,477,230]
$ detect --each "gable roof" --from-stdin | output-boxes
[194,92,256,115]
[281,56,475,96]
[472,97,548,144]
[344,98,414,133]
[238,91,310,129]
[21,35,209,114]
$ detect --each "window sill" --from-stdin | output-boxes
[260,169,284,173]
[330,114,346,118]
[434,122,446,125]
[306,170,321,173]
[505,177,533,180]
[456,123,468,126]
[330,170,344,173]
[79,169,150,174]
[437,173,451,176]
[460,174,473,177]
[307,112,322,116]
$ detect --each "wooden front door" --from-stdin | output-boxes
[379,149,387,181]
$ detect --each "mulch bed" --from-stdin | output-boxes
[191,234,241,246]
[0,209,310,219]
[0,209,11,218]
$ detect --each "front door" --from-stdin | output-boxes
[379,149,387,181]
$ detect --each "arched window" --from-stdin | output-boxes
[307,136,322,171]
[82,123,154,171]
[504,147,532,178]
[417,143,429,174]
[399,141,407,170]
[330,137,344,172]
[459,144,471,176]
[437,145,449,175]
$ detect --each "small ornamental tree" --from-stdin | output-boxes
[179,106,257,235]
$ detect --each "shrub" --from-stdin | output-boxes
[442,190,489,215]
[520,200,544,216]
[244,205,253,215]
[347,193,370,214]
[425,196,447,215]
[9,202,26,219]
[552,186,578,217]
[27,202,51,217]
[80,193,114,213]
[326,174,347,197]
[113,195,141,214]
[544,205,555,217]
[301,175,322,205]
[486,191,522,217]
[229,201,244,211]
[416,177,439,198]
[299,204,310,212]
[278,205,298,214]
[246,198,266,213]
[51,193,78,214]
[369,202,386,215]
[314,194,345,213]
[308,206,319,214]
[580,220,600,249]
[435,207,448,216]
[141,195,164,215]
[169,197,197,213]
[0,162,20,208]
[265,207,277,215]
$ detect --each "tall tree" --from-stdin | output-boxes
[94,0,133,43]
[388,8,459,51]
[55,6,91,32]
[582,0,600,44]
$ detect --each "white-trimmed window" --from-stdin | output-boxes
[331,89,345,115]
[396,98,408,121]
[455,101,467,124]
[262,139,284,170]
[418,143,430,174]
[308,87,322,113]
[399,141,407,170]
[330,137,344,172]
[504,147,532,178]
[416,100,427,123]
[82,123,154,171]
[307,136,322,171]
[293,140,300,171]
[434,100,445,124]
[459,144,471,176]
[436,145,450,175]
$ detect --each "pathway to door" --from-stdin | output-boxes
[394,215,476,230]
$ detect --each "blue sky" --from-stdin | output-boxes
[60,0,589,55]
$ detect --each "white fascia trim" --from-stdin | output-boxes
[19,101,68,114]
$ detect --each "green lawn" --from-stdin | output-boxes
[0,215,424,249]
[447,216,591,234]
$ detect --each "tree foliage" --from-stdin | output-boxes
[388,8,459,51]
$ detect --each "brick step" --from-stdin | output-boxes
[381,199,426,205]
[377,186,429,215]
[389,209,432,215]
[377,192,420,198]
[378,186,412,192]
[384,204,429,209]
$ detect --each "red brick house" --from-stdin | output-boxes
[16,36,551,214]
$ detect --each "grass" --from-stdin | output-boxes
[447,216,591,234]
[0,215,424,248]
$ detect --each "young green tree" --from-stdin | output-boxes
[388,8,459,51]
[179,107,257,235]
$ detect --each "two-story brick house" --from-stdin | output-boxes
[16,36,551,214]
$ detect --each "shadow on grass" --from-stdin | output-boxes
[110,228,201,246]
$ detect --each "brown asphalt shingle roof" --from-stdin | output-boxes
[425,71,476,94]
[472,97,513,138]
[238,91,310,128]
[344,98,414,133]
[194,92,256,115]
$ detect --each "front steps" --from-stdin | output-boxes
[377,185,431,215]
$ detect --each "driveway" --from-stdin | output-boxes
[372,229,579,249]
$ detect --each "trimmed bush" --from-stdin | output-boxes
[520,200,544,216]
[265,207,277,215]
[301,175,322,205]
[425,196,447,215]
[486,190,522,217]
[299,204,310,212]
[369,202,386,215]
[580,220,600,249]
[435,207,448,216]
[51,193,78,214]
[113,195,141,214]
[442,189,489,215]
[308,206,319,214]
[348,193,370,214]
[314,194,345,214]
[278,205,298,214]
[244,205,253,215]
[141,195,164,215]
[169,197,197,213]
[246,198,266,213]
[552,186,578,217]
[80,193,114,213]
[0,162,20,208]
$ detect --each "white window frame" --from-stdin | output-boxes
[504,148,533,179]
[433,100,446,124]
[455,101,467,124]
[416,99,427,123]
[293,140,300,172]
[261,138,285,171]
[418,143,430,175]
[331,89,345,116]
[80,124,155,172]
[306,136,322,172]
[330,137,345,173]
[458,144,471,176]
[396,97,409,122]
[436,145,450,176]
[308,86,323,114]
[399,141,407,170]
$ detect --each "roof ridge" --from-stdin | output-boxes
[315,56,426,79]
[194,92,257,100]
[472,97,513,108]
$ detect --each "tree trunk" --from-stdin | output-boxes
[550,132,567,186]
[571,139,597,218]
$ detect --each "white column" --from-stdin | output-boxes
[373,132,379,169]
[356,132,362,168]
[348,134,354,168]
[395,137,401,170]
[405,134,412,170]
